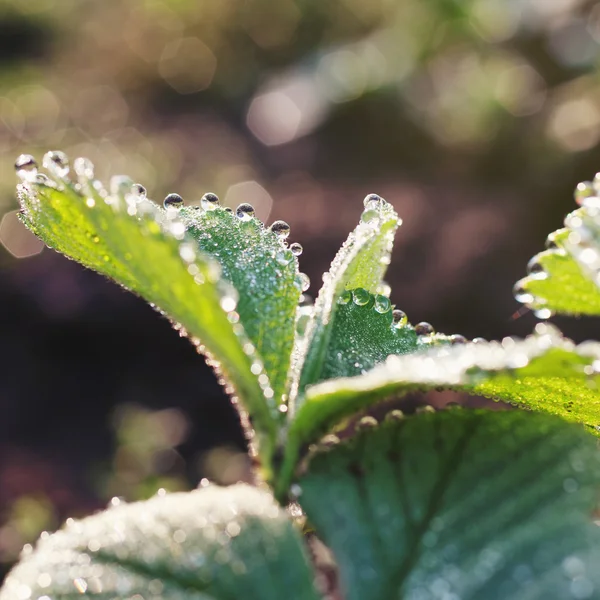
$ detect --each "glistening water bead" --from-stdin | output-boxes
[271,220,290,239]
[352,288,371,306]
[363,193,384,211]
[374,295,391,313]
[43,150,69,178]
[236,203,255,221]
[338,290,352,305]
[15,154,38,182]
[164,193,184,209]
[392,309,407,325]
[296,273,310,292]
[575,181,595,206]
[201,192,219,211]
[415,321,435,335]
[131,183,147,201]
[289,242,303,256]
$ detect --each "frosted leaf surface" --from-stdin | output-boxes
[291,195,401,409]
[299,410,600,600]
[16,157,280,474]
[180,205,301,404]
[515,179,600,316]
[318,290,457,382]
[276,324,600,497]
[0,485,320,600]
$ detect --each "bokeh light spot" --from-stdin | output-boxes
[0,210,44,258]
[158,37,217,94]
[224,181,273,223]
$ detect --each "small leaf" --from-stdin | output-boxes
[0,485,320,600]
[291,195,401,408]
[299,410,600,600]
[515,186,600,316]
[275,325,600,497]
[17,162,280,475]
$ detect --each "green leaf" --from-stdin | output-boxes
[515,187,600,316]
[180,206,301,402]
[0,485,320,600]
[275,325,600,498]
[16,158,282,476]
[317,292,457,382]
[319,294,418,381]
[298,410,600,600]
[290,195,401,408]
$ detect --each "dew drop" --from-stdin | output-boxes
[415,321,435,335]
[361,209,379,224]
[357,415,378,430]
[296,310,311,336]
[527,256,547,279]
[271,220,291,239]
[338,290,352,305]
[201,192,220,211]
[450,334,468,345]
[43,150,69,179]
[224,207,233,213]
[513,282,534,304]
[363,193,383,210]
[374,295,391,314]
[290,242,303,256]
[35,173,51,185]
[236,203,255,220]
[352,288,371,306]
[385,409,405,422]
[472,337,487,344]
[416,405,435,414]
[534,306,554,319]
[15,154,38,182]
[296,273,310,291]
[290,484,303,499]
[392,309,407,326]
[575,181,595,206]
[545,232,560,250]
[73,157,94,180]
[320,434,340,448]
[131,183,147,201]
[164,193,184,209]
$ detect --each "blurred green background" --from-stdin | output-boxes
[2,0,600,579]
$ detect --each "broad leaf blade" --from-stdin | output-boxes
[17,166,280,474]
[515,192,600,316]
[275,325,600,497]
[292,196,401,406]
[299,410,600,600]
[0,485,320,600]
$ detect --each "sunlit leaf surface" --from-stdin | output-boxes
[15,154,296,474]
[515,182,600,317]
[291,195,401,408]
[0,485,320,600]
[276,325,600,496]
[299,410,600,600]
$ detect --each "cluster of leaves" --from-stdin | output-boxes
[4,152,600,599]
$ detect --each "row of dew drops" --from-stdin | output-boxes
[15,152,289,429]
[514,174,600,318]
[15,152,311,297]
